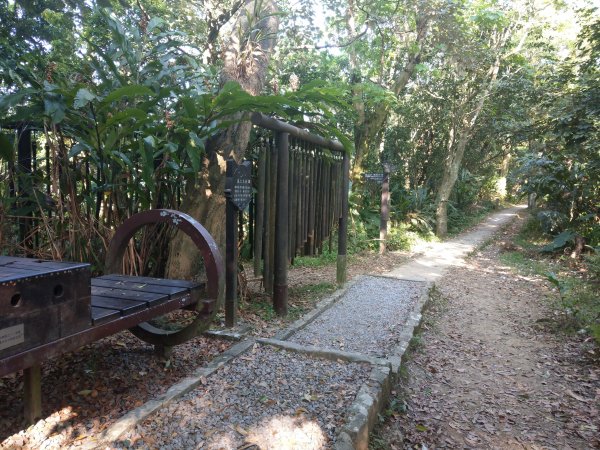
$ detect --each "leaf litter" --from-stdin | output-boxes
[372,215,600,449]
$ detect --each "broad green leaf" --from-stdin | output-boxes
[147,17,165,33]
[44,95,66,123]
[112,151,133,168]
[101,85,154,107]
[74,88,97,109]
[0,133,15,162]
[187,132,204,172]
[0,88,37,111]
[105,108,148,127]
[68,143,92,158]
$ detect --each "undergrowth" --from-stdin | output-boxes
[500,216,600,344]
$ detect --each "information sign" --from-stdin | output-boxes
[226,160,253,211]
[363,173,385,183]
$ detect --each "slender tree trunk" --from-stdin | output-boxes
[166,0,279,279]
[435,46,504,237]
[348,5,429,184]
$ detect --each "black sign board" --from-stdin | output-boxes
[226,160,253,211]
[363,173,385,183]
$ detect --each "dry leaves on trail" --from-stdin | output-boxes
[0,332,232,448]
[373,216,600,450]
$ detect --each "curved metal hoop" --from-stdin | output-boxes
[105,209,224,346]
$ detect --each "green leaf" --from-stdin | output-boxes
[541,230,576,252]
[187,132,204,172]
[0,88,37,111]
[147,17,165,33]
[74,88,97,109]
[139,137,155,192]
[105,108,148,127]
[68,143,92,158]
[112,151,133,168]
[44,95,66,123]
[101,85,154,107]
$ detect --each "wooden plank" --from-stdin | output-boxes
[2,259,89,271]
[91,278,188,296]
[91,286,167,306]
[0,268,38,282]
[98,274,200,289]
[90,296,147,315]
[91,306,121,326]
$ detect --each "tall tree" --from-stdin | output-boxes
[165,0,280,278]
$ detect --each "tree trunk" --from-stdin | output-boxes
[435,46,504,237]
[166,0,279,280]
[347,4,429,184]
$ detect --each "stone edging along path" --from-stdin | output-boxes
[90,206,525,449]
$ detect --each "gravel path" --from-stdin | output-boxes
[289,277,426,358]
[120,344,371,449]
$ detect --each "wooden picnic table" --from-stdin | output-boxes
[0,209,223,423]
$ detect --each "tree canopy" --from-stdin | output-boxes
[0,0,598,267]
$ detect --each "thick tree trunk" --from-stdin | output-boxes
[166,0,279,280]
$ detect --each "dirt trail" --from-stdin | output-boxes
[375,213,600,449]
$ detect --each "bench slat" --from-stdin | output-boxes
[91,277,189,296]
[99,274,200,289]
[91,296,147,315]
[91,306,121,325]
[91,286,167,305]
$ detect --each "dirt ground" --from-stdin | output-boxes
[0,243,412,448]
[373,215,600,449]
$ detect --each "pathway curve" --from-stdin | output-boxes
[374,211,600,449]
[110,207,527,450]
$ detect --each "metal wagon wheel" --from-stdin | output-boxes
[105,209,224,347]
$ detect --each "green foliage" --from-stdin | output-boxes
[541,230,576,253]
[513,8,600,249]
[386,225,419,251]
[502,219,600,344]
[0,4,352,265]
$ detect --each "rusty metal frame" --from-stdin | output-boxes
[105,209,224,346]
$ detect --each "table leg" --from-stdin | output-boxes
[24,363,42,424]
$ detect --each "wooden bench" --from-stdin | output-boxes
[0,209,223,423]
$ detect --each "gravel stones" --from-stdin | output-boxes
[124,344,371,449]
[289,276,426,358]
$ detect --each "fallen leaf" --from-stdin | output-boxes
[566,390,589,403]
[235,425,248,436]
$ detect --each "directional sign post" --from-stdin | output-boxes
[224,160,252,327]
[362,166,391,254]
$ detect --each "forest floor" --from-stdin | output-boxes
[371,212,600,449]
[2,209,598,449]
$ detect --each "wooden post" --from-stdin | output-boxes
[17,128,33,251]
[225,166,238,328]
[273,131,289,316]
[254,148,266,277]
[379,168,390,254]
[265,138,277,294]
[337,151,350,285]
[24,364,42,424]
